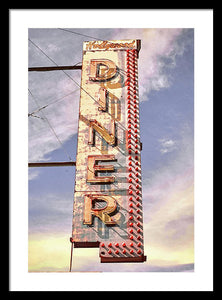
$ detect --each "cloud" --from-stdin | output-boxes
[124,28,192,100]
[29,233,71,272]
[159,138,177,154]
[29,191,73,234]
[28,29,83,164]
[28,230,194,272]
[29,127,194,272]
[28,168,40,181]
[133,28,186,99]
[28,28,190,165]
[28,76,80,163]
[141,124,194,266]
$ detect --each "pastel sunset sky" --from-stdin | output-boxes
[28,27,194,272]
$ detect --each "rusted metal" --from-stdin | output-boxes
[71,40,145,263]
[83,194,117,225]
[88,119,116,146]
[28,161,76,167]
[73,241,100,248]
[87,155,116,183]
[100,255,147,263]
[28,65,82,72]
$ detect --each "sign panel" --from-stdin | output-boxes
[71,39,146,262]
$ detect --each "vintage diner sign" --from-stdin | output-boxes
[71,39,146,262]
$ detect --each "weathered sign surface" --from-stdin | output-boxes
[71,39,146,262]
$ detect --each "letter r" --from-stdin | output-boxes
[83,194,117,225]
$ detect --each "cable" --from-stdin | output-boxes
[28,113,44,119]
[29,39,112,114]
[28,38,59,67]
[57,28,105,41]
[28,88,73,162]
[28,38,129,133]
[28,89,79,117]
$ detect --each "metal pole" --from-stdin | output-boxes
[28,65,82,72]
[69,240,74,272]
[28,161,76,167]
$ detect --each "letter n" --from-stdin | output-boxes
[88,119,116,146]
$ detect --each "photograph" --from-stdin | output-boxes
[28,27,194,272]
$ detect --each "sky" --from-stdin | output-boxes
[28,28,194,272]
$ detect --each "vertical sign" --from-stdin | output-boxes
[71,40,146,262]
